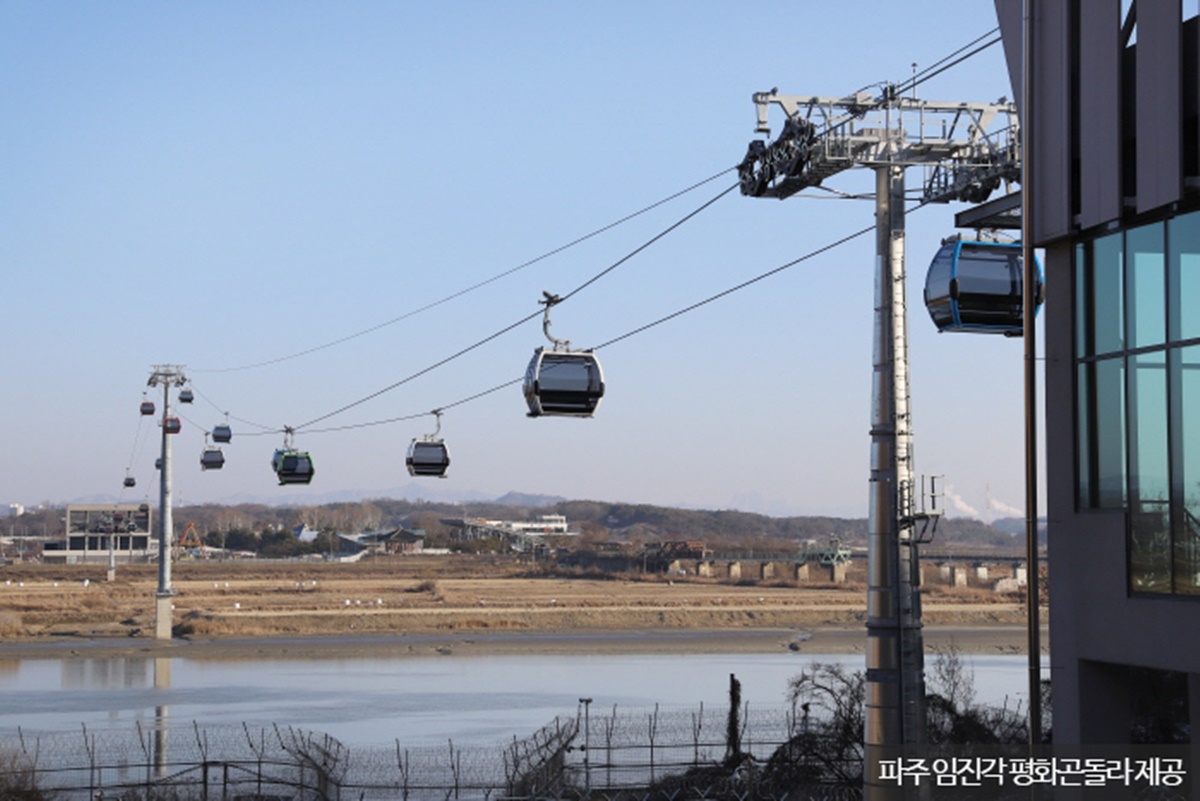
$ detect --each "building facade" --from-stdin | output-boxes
[42,504,154,564]
[996,0,1200,744]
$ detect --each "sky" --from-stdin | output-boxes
[1,1,1042,520]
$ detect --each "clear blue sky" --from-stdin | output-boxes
[1,1,1040,519]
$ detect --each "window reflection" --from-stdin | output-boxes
[1173,346,1200,593]
[1128,352,1170,592]
[1074,214,1200,595]
[1126,224,1166,350]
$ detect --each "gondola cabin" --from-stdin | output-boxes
[212,424,233,443]
[524,348,604,417]
[163,417,182,434]
[179,389,194,404]
[200,448,225,471]
[923,239,1042,335]
[272,449,314,485]
[140,401,155,416]
[123,476,136,488]
[406,439,450,478]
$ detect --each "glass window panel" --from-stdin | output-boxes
[1077,362,1093,508]
[1075,243,1088,359]
[925,243,955,305]
[1094,356,1127,508]
[1092,232,1124,355]
[1168,211,1200,342]
[1128,351,1171,593]
[1126,223,1166,349]
[1173,346,1200,593]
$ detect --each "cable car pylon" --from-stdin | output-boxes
[147,364,187,642]
[739,84,1021,800]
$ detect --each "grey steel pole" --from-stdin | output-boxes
[1021,0,1043,747]
[865,164,926,801]
[154,369,177,641]
[158,378,172,596]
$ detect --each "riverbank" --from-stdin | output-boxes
[0,559,1045,660]
[0,622,1047,661]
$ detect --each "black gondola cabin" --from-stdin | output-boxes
[524,348,604,417]
[406,439,450,478]
[201,448,225,471]
[140,401,155,416]
[923,239,1042,335]
[272,449,314,485]
[212,424,233,443]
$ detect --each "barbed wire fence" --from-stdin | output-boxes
[0,701,864,801]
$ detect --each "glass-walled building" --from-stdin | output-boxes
[42,504,154,564]
[996,0,1200,744]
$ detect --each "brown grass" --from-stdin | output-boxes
[0,556,1029,642]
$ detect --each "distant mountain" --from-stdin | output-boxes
[208,484,493,507]
[493,491,565,507]
[990,516,1048,542]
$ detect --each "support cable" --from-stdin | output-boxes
[290,182,738,432]
[292,215,887,436]
[191,167,736,374]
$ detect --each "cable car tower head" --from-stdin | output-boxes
[524,292,604,418]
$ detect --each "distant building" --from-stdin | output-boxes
[43,504,154,564]
[293,523,321,543]
[386,529,426,555]
[440,514,576,552]
[6,504,23,517]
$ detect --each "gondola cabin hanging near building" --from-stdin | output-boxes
[923,237,1043,335]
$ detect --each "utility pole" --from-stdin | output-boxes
[739,88,1019,799]
[148,365,186,641]
[579,697,593,793]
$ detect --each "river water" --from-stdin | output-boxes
[0,650,1033,748]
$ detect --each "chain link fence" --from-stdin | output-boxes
[0,702,860,801]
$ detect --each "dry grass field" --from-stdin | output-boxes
[0,555,1030,646]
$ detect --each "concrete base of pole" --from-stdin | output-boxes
[107,568,116,583]
[154,594,174,641]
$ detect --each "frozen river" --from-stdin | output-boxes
[0,650,1034,748]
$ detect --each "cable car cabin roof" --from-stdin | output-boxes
[212,424,232,443]
[272,449,314,485]
[406,439,450,478]
[140,402,155,415]
[200,448,225,470]
[523,348,605,418]
[923,239,1043,335]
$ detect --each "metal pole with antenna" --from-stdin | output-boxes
[1020,0,1043,747]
